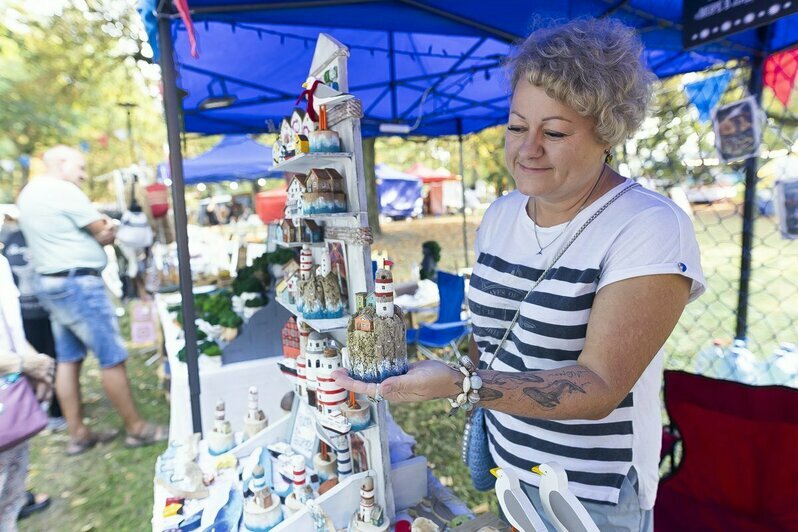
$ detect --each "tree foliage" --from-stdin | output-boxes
[0,0,164,201]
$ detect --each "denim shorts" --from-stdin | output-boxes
[521,467,653,532]
[34,273,128,369]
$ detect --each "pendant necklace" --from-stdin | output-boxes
[532,164,607,256]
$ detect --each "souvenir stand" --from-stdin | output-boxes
[153,35,474,532]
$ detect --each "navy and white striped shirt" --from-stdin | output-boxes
[469,181,705,507]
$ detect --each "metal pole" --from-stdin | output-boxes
[457,118,469,269]
[159,15,203,434]
[735,32,767,341]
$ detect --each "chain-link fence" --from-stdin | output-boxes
[612,58,798,383]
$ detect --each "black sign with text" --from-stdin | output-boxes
[683,0,798,49]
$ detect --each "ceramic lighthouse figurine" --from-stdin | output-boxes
[297,245,315,314]
[285,454,315,516]
[346,260,408,382]
[349,475,388,531]
[207,399,235,456]
[317,248,344,319]
[243,465,282,531]
[243,386,268,441]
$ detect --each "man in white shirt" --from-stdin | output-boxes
[17,145,166,455]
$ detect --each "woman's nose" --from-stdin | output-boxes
[518,132,543,158]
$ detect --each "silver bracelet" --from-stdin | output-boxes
[447,355,483,415]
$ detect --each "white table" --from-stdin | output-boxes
[155,292,292,441]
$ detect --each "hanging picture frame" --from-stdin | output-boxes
[326,238,349,306]
[775,177,798,239]
[711,95,763,162]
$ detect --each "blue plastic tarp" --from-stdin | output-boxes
[142,0,798,137]
[158,135,281,184]
[376,163,422,219]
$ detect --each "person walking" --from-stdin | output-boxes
[16,145,167,456]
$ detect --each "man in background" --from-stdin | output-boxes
[17,145,166,456]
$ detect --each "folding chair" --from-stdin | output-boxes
[406,271,470,362]
[655,370,798,531]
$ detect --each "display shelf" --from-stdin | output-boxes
[273,152,353,173]
[275,297,349,332]
[275,240,325,249]
[297,211,363,221]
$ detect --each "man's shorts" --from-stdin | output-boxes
[34,272,128,369]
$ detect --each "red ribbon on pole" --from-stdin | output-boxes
[764,48,798,107]
[296,79,321,122]
[174,0,199,59]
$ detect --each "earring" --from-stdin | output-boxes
[604,150,613,163]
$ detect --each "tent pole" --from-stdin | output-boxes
[159,15,203,434]
[735,27,768,341]
[457,118,469,270]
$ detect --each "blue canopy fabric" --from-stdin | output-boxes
[375,163,422,218]
[144,0,798,137]
[159,134,281,184]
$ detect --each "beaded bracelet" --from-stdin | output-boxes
[447,355,483,415]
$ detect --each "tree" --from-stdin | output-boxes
[0,0,164,201]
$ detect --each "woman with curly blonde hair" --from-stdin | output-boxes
[337,18,705,529]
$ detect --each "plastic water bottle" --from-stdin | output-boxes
[727,339,758,384]
[759,343,798,387]
[693,339,725,377]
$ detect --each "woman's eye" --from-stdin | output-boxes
[544,130,566,138]
[507,125,526,133]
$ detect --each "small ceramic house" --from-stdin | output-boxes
[282,317,300,358]
[301,112,316,137]
[295,133,310,154]
[304,168,347,215]
[280,118,295,158]
[303,219,323,243]
[354,314,372,333]
[281,218,299,243]
[290,108,306,136]
[286,175,308,219]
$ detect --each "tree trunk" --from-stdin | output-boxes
[362,137,381,235]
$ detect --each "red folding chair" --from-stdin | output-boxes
[656,370,798,531]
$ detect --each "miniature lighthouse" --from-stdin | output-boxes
[207,399,235,456]
[359,475,376,522]
[305,331,329,393]
[285,454,315,516]
[319,248,331,277]
[243,386,268,440]
[316,346,346,414]
[374,261,394,318]
[243,465,282,531]
[300,245,314,282]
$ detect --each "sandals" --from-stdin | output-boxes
[66,430,119,456]
[125,422,168,449]
[18,491,50,519]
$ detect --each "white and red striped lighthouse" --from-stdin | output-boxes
[292,454,307,487]
[300,245,314,281]
[316,346,346,414]
[375,260,394,318]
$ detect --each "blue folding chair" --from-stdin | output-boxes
[406,271,470,362]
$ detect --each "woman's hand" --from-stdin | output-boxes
[22,352,55,384]
[332,360,461,404]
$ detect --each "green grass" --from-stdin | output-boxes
[21,311,167,532]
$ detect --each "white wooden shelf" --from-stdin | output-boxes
[276,297,349,333]
[275,240,325,249]
[273,152,353,173]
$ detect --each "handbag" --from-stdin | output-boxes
[462,183,640,491]
[117,210,154,249]
[0,310,48,452]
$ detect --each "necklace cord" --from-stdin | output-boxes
[532,163,608,255]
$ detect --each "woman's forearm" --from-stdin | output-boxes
[0,350,22,376]
[464,365,617,420]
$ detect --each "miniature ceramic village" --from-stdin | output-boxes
[152,35,453,532]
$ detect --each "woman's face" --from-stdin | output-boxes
[505,82,608,202]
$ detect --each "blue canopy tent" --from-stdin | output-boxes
[158,134,281,184]
[376,163,422,219]
[148,0,798,433]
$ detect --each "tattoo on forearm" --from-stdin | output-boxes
[479,387,503,402]
[523,380,587,409]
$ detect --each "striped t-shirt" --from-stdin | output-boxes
[468,180,705,508]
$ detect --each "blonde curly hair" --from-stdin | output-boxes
[506,18,655,146]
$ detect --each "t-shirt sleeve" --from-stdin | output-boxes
[59,182,102,229]
[597,203,706,303]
